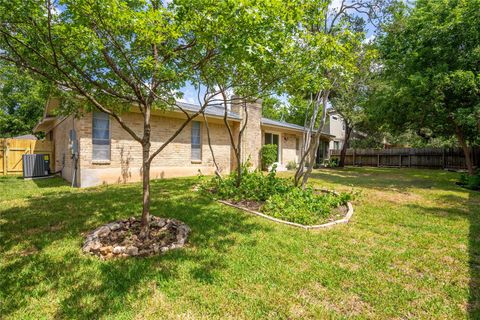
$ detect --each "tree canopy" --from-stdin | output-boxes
[370,0,480,173]
[0,60,49,137]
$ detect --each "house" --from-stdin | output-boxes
[325,110,367,151]
[325,110,346,151]
[34,98,334,187]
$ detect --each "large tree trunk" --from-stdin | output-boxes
[338,122,352,168]
[454,125,475,175]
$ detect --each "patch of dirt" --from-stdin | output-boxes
[229,200,264,211]
[225,199,349,226]
[82,216,190,260]
[327,205,349,222]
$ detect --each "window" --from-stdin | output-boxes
[264,132,279,145]
[191,121,202,161]
[333,141,340,150]
[92,111,110,161]
[295,137,300,151]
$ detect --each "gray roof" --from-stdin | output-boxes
[12,134,37,140]
[176,101,333,137]
[261,117,333,136]
[261,117,306,131]
[176,101,241,120]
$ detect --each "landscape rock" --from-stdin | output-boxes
[126,246,139,256]
[82,215,190,259]
[113,246,126,254]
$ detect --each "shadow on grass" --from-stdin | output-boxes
[0,177,266,319]
[405,191,480,318]
[311,167,479,317]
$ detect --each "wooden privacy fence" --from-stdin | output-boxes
[330,147,480,170]
[0,138,54,175]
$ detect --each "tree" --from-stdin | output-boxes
[0,0,296,236]
[371,0,480,174]
[330,44,376,167]
[187,0,299,187]
[0,60,49,137]
[285,0,386,187]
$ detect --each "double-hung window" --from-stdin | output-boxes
[92,112,110,161]
[191,121,202,161]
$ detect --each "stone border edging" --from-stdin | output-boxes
[218,188,354,230]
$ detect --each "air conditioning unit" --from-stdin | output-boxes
[22,154,51,178]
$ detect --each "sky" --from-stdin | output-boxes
[178,0,380,106]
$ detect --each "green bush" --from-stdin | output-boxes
[458,170,480,190]
[202,164,291,202]
[263,188,351,225]
[323,158,339,168]
[261,144,278,170]
[286,161,297,170]
[201,166,352,225]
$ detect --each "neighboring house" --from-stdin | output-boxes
[324,109,367,151]
[12,134,38,140]
[325,110,346,151]
[34,98,333,187]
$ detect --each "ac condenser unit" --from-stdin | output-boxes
[22,154,51,178]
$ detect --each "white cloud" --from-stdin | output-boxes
[363,34,376,44]
[177,96,196,104]
[328,0,345,13]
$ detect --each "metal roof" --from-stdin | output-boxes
[261,117,306,131]
[176,101,241,120]
[261,117,334,137]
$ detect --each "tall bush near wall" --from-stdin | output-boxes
[261,144,277,170]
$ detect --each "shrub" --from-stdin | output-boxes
[261,144,278,170]
[458,170,480,190]
[286,161,297,170]
[201,164,291,202]
[323,158,339,168]
[201,166,352,225]
[263,188,351,225]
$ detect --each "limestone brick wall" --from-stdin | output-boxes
[51,115,81,184]
[76,112,233,187]
[281,133,300,165]
[231,99,263,169]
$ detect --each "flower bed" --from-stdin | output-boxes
[201,167,353,226]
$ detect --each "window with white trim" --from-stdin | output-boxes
[92,111,110,161]
[191,121,202,161]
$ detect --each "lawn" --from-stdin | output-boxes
[1,168,479,319]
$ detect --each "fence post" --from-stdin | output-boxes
[442,148,446,169]
[377,154,380,167]
[399,154,402,168]
[353,149,356,166]
[1,139,5,175]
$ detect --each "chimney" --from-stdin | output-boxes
[230,97,263,170]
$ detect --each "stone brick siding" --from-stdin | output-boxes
[231,99,263,169]
[281,133,300,165]
[76,112,233,187]
[51,115,80,184]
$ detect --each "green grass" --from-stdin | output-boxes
[1,167,479,319]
